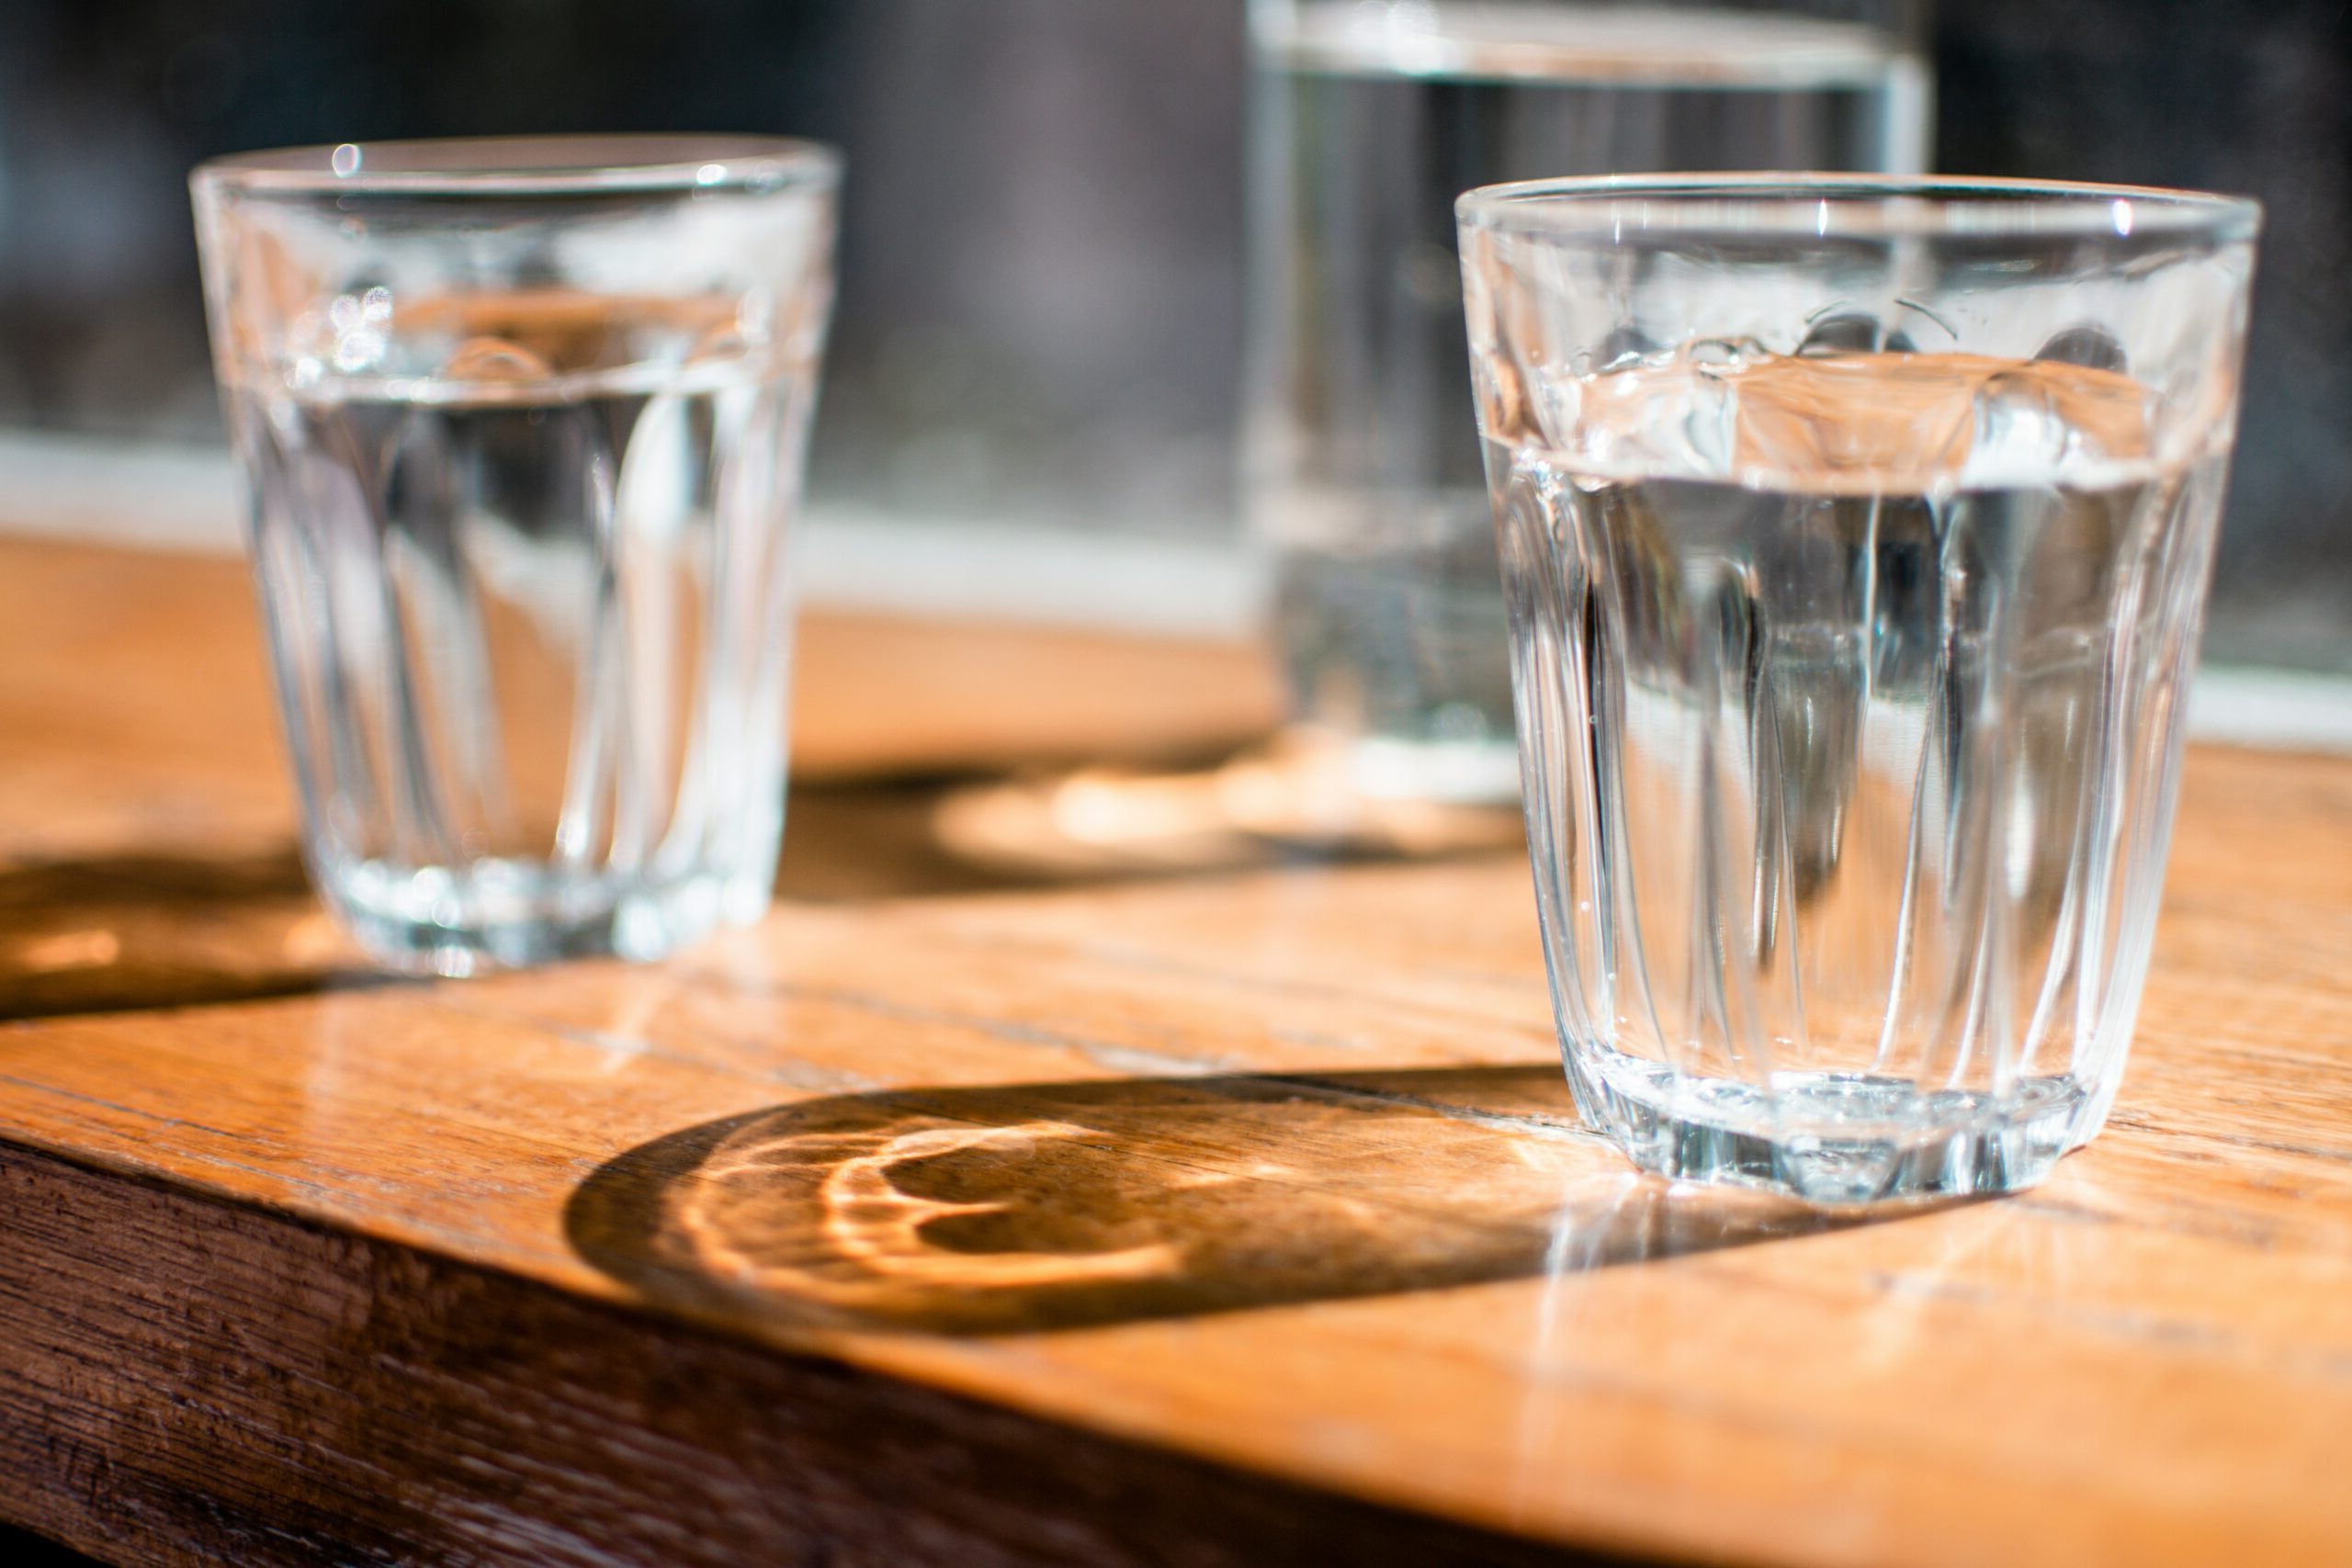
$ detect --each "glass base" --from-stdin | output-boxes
[321,855,761,976]
[1568,1043,2087,1205]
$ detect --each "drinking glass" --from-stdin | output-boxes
[192,136,839,975]
[1244,0,1929,806]
[1460,175,2258,1201]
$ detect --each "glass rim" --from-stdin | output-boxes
[1455,173,2262,242]
[191,133,840,197]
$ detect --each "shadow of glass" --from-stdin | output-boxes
[567,1066,1870,1337]
[0,769,1508,1020]
[924,750,1525,885]
[775,781,1050,900]
[780,766,1525,903]
[0,776,1207,1022]
[0,846,370,1021]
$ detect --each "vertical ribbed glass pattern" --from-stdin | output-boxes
[1462,177,2257,1201]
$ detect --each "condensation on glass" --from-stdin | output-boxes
[192,136,839,974]
[1244,0,1931,806]
[1459,175,2258,1201]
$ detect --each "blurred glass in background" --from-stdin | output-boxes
[0,0,2342,675]
[1245,0,1930,807]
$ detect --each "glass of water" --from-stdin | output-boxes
[1245,0,1929,806]
[1460,175,2258,1201]
[192,137,838,974]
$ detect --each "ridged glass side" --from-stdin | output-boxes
[1489,432,2228,1203]
[233,354,815,974]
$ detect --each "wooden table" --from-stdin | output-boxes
[4,536,2351,1568]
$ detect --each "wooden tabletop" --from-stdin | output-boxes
[5,536,2352,1568]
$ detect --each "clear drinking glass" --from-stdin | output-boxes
[192,136,839,975]
[1460,175,2259,1201]
[1244,0,1929,807]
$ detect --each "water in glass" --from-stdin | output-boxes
[1247,1,1928,801]
[1487,342,2228,1201]
[229,292,813,970]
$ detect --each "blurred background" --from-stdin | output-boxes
[0,0,2343,671]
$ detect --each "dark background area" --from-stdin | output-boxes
[0,0,2341,670]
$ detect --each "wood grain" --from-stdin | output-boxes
[4,536,2352,1567]
[0,1138,1603,1568]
